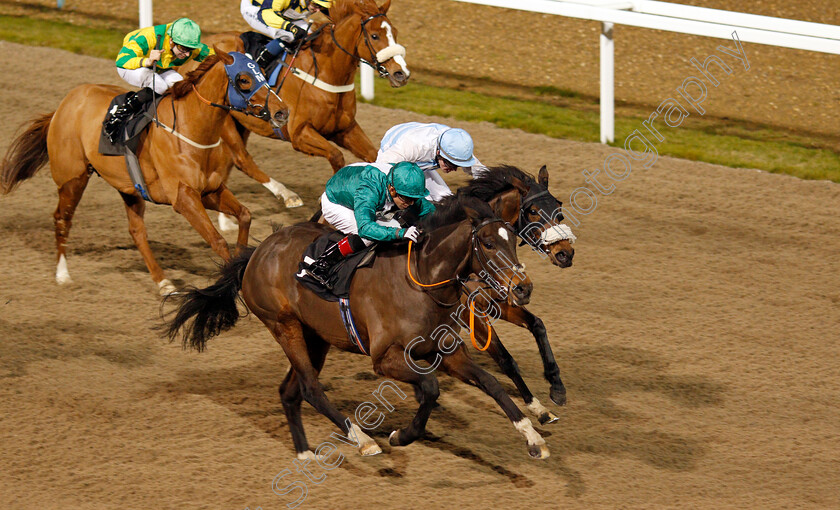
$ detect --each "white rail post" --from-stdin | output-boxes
[600,21,615,144]
[139,0,153,28]
[360,63,375,101]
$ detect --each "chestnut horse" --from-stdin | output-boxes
[0,51,288,295]
[452,165,575,424]
[180,0,409,217]
[165,197,552,459]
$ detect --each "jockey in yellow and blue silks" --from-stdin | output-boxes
[240,0,332,68]
[106,18,213,143]
[303,161,435,286]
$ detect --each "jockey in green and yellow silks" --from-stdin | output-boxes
[303,161,434,288]
[240,0,332,68]
[106,18,214,143]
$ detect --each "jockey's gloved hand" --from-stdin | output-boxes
[403,226,422,243]
[288,24,307,42]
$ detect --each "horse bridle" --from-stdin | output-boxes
[412,218,524,307]
[515,187,563,248]
[330,13,393,77]
[192,54,283,123]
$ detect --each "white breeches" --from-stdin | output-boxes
[321,193,401,246]
[240,0,307,41]
[117,67,182,95]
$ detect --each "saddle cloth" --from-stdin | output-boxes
[295,231,377,302]
[98,92,165,156]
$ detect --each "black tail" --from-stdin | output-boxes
[163,247,256,352]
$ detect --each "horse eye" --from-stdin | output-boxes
[483,241,493,249]
[371,34,379,40]
[529,208,538,215]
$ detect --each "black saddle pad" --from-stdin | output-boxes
[296,231,377,302]
[98,93,164,156]
[240,31,271,59]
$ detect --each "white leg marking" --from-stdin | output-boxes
[352,423,382,456]
[158,279,176,296]
[514,418,545,446]
[55,254,72,285]
[297,450,317,461]
[527,398,549,417]
[264,178,303,208]
[217,212,237,232]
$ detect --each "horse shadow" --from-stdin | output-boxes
[160,341,724,496]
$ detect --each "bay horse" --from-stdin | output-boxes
[452,165,575,425]
[0,50,288,295]
[180,0,409,216]
[165,196,552,459]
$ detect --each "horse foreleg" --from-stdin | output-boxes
[119,192,173,296]
[291,124,345,172]
[172,182,231,262]
[439,347,549,459]
[220,117,302,208]
[271,317,381,456]
[332,122,377,164]
[501,303,567,406]
[52,170,91,286]
[201,185,251,254]
[372,344,439,447]
[479,323,559,425]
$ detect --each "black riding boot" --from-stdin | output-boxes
[104,87,154,144]
[305,234,366,289]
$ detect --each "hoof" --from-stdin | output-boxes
[296,450,317,461]
[284,195,304,208]
[217,213,237,232]
[538,411,559,425]
[158,279,177,296]
[550,387,567,407]
[359,441,382,456]
[528,444,550,460]
[389,429,401,446]
[56,274,73,285]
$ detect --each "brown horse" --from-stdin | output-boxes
[165,196,552,459]
[180,0,409,215]
[451,165,575,425]
[0,50,288,295]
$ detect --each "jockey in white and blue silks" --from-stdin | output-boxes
[376,122,489,203]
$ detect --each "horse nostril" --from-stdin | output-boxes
[392,71,405,81]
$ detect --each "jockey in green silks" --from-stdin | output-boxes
[105,18,214,143]
[303,161,435,287]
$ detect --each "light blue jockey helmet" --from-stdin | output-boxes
[438,128,478,167]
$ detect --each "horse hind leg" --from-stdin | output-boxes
[201,185,251,254]
[279,329,331,459]
[372,344,439,448]
[119,192,172,295]
[52,166,92,285]
[271,318,381,456]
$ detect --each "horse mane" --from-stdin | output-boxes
[330,0,381,22]
[459,164,537,202]
[170,55,222,100]
[418,194,495,232]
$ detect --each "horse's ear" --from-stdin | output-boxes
[538,165,549,187]
[489,188,521,224]
[464,205,482,226]
[214,46,234,65]
[380,0,391,14]
[507,176,530,195]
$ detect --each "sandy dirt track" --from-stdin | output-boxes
[0,43,839,509]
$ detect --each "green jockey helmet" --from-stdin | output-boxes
[310,0,333,8]
[389,162,429,199]
[167,18,202,49]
